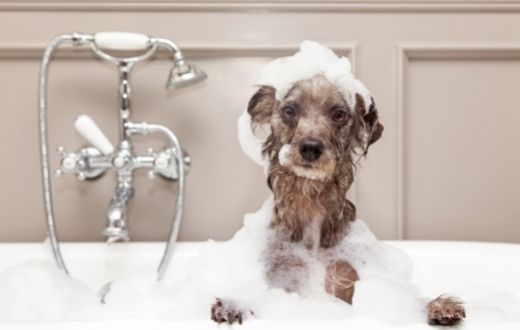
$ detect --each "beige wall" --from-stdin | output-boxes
[0,0,519,243]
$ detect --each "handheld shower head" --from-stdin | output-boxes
[150,37,207,91]
[166,63,207,90]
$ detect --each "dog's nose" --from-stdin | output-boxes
[299,138,324,162]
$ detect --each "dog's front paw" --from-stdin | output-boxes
[427,296,466,326]
[210,298,253,325]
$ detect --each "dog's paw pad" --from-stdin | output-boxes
[210,298,253,325]
[427,296,466,326]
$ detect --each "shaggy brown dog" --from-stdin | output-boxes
[211,74,465,326]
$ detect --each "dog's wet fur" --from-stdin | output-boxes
[211,74,465,326]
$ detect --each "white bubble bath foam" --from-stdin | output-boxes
[1,41,519,329]
[0,222,519,329]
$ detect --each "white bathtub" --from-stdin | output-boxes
[1,241,519,330]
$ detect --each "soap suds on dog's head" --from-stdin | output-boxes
[239,40,374,170]
[255,40,372,108]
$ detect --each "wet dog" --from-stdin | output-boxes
[211,74,465,326]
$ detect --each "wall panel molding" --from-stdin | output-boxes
[0,42,355,60]
[2,1,520,13]
[396,43,520,239]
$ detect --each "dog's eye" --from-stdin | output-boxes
[282,106,296,118]
[331,108,347,123]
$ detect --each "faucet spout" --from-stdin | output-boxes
[103,180,133,242]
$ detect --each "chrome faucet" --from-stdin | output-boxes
[105,178,133,242]
[39,32,204,280]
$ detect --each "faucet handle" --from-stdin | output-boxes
[57,146,67,157]
[74,115,114,156]
[152,148,190,180]
[56,146,80,174]
[94,32,150,51]
[56,146,106,181]
[77,172,86,181]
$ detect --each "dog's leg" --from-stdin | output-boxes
[210,298,253,325]
[264,246,309,293]
[324,260,359,304]
[426,295,466,326]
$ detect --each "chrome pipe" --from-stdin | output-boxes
[150,37,185,64]
[125,122,185,281]
[39,33,93,274]
[118,63,132,142]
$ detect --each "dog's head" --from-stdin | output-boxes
[247,74,383,181]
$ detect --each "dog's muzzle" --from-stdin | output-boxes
[298,138,324,162]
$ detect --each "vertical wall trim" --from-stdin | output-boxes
[396,42,520,240]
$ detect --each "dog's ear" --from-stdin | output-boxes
[364,96,384,146]
[247,86,276,130]
[355,93,384,153]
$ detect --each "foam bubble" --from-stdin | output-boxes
[0,202,519,324]
[0,261,99,322]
